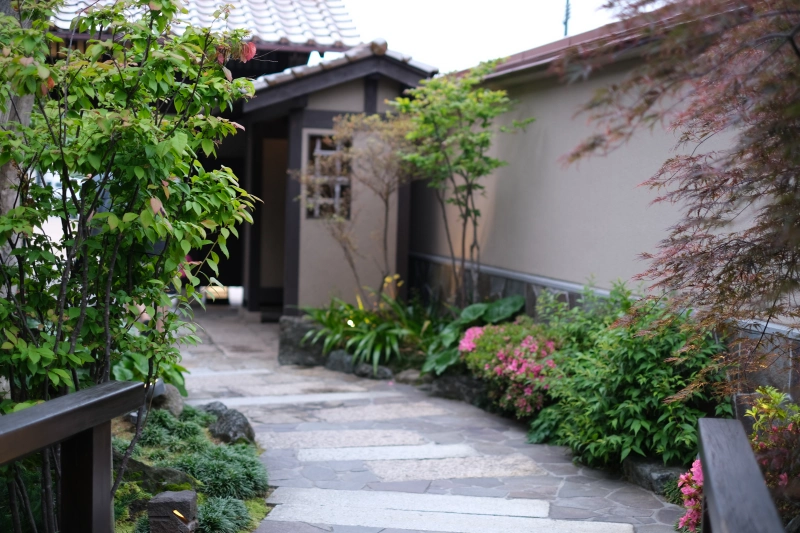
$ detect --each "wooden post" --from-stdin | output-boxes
[60,421,113,533]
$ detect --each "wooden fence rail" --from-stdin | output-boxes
[698,417,784,533]
[0,380,145,533]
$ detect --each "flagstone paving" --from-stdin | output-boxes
[181,307,683,533]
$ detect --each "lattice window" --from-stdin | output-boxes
[305,135,351,219]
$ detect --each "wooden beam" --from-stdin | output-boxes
[364,74,379,114]
[244,57,430,113]
[61,422,113,533]
[283,108,304,315]
[698,418,784,533]
[245,122,262,312]
[0,381,143,465]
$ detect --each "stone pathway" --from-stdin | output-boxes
[181,307,682,533]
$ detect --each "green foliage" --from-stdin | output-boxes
[303,292,450,369]
[134,515,151,533]
[662,478,683,507]
[393,63,534,304]
[530,284,732,467]
[0,0,257,414]
[114,482,152,522]
[165,443,268,499]
[422,295,526,375]
[181,404,218,427]
[198,497,253,533]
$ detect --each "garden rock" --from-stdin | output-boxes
[278,315,326,366]
[113,450,196,494]
[395,369,422,384]
[622,456,686,495]
[354,363,393,380]
[786,515,800,533]
[430,374,487,405]
[325,349,355,374]
[148,490,198,533]
[203,402,255,444]
[151,383,184,418]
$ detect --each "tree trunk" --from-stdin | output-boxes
[0,0,34,215]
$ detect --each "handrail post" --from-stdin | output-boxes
[60,421,113,533]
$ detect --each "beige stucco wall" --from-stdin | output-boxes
[377,78,401,113]
[307,79,365,112]
[409,65,691,291]
[298,128,399,307]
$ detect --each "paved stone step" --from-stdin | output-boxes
[264,488,634,533]
[297,443,479,462]
[186,391,403,407]
[366,454,545,482]
[185,368,273,377]
[313,402,449,422]
[259,429,426,449]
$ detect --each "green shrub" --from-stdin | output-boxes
[422,295,526,376]
[303,292,452,369]
[181,404,218,427]
[114,482,152,522]
[461,317,558,418]
[165,444,268,499]
[530,286,731,467]
[198,497,253,533]
[134,515,150,533]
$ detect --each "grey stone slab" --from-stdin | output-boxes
[314,480,371,490]
[267,487,549,517]
[549,505,599,519]
[508,487,559,499]
[540,463,582,475]
[634,525,676,533]
[366,454,545,482]
[366,480,431,493]
[270,477,315,488]
[319,460,368,472]
[255,521,331,533]
[301,466,337,481]
[259,430,426,449]
[298,444,478,462]
[608,507,657,518]
[270,469,304,481]
[498,475,564,487]
[552,497,612,511]
[187,391,402,407]
[655,507,683,525]
[421,432,465,444]
[469,443,517,455]
[449,487,509,498]
[607,488,664,510]
[558,482,612,498]
[447,477,503,488]
[330,527,383,533]
[314,402,448,422]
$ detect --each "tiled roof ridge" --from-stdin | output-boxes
[252,38,438,91]
[53,0,360,48]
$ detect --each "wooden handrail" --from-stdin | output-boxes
[698,418,784,533]
[0,380,145,533]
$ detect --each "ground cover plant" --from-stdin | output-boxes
[528,284,732,467]
[111,405,269,533]
[0,0,256,527]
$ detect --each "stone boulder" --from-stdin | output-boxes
[201,402,255,444]
[325,349,355,374]
[430,374,486,405]
[278,315,326,366]
[113,450,196,494]
[354,363,393,380]
[395,369,422,385]
[622,456,686,495]
[151,383,184,418]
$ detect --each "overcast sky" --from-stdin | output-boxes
[339,0,617,74]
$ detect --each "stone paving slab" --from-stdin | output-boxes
[267,487,550,517]
[265,504,635,533]
[183,308,685,533]
[313,402,449,422]
[365,454,546,482]
[186,391,403,407]
[298,443,479,462]
[259,430,426,449]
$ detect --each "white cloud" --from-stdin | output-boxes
[339,0,616,73]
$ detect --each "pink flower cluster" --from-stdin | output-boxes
[458,326,484,352]
[486,334,556,418]
[677,459,704,532]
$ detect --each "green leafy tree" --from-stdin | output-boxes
[393,63,533,305]
[0,0,256,527]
